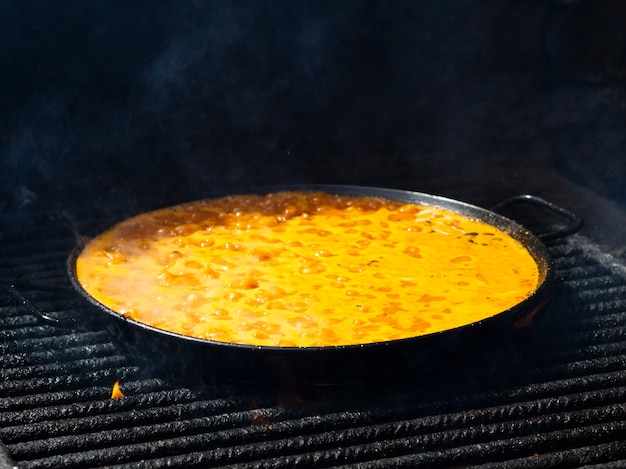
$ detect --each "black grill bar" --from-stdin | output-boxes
[0,329,106,350]
[1,355,128,382]
[332,427,626,469]
[100,418,626,469]
[0,368,139,398]
[0,378,184,414]
[0,331,113,360]
[6,369,626,467]
[1,343,118,369]
[476,442,626,469]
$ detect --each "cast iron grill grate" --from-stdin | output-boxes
[2,201,626,468]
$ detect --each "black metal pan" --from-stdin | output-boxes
[64,185,582,385]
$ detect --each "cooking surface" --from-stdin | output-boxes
[2,184,626,468]
[2,1,626,466]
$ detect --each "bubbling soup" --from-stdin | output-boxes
[75,191,539,347]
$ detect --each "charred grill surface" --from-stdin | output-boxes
[2,196,626,468]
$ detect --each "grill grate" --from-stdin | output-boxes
[2,203,626,468]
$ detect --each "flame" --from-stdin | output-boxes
[111,380,125,399]
[250,410,272,426]
[513,296,550,329]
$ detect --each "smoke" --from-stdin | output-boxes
[3,0,611,213]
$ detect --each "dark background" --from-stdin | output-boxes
[1,1,625,248]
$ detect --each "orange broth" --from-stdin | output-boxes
[75,191,539,347]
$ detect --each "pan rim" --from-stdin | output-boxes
[67,184,554,355]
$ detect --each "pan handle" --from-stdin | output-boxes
[9,282,102,329]
[492,194,583,241]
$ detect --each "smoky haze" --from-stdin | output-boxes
[0,1,623,214]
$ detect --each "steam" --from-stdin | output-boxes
[1,1,609,214]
